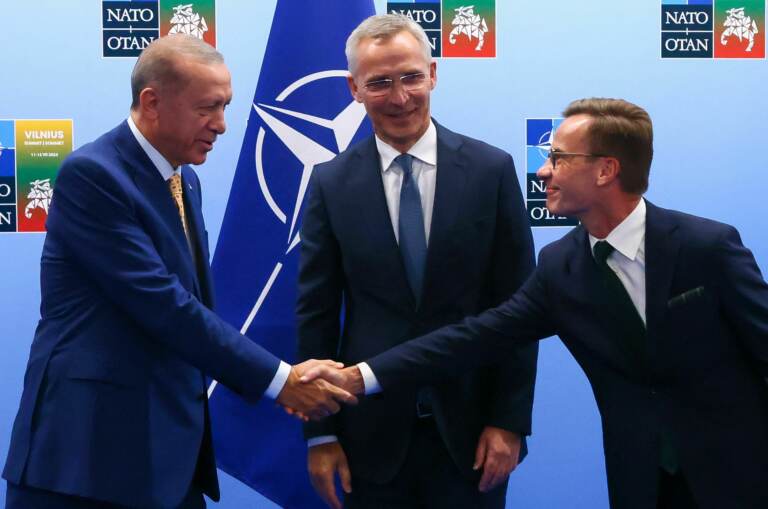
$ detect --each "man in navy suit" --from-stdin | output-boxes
[3,35,355,509]
[296,14,537,509]
[306,98,768,509]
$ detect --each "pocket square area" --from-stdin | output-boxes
[667,286,705,308]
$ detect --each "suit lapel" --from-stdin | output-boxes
[113,122,197,283]
[644,202,680,346]
[567,228,640,373]
[181,166,206,299]
[351,137,416,308]
[422,123,468,300]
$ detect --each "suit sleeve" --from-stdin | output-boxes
[295,170,344,438]
[367,262,555,391]
[484,154,538,434]
[715,225,768,376]
[46,156,281,402]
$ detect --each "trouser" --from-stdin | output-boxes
[345,417,508,509]
[5,481,206,509]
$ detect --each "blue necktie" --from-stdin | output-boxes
[396,154,427,304]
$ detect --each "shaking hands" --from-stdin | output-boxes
[276,360,364,421]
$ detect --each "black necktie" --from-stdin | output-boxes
[593,241,646,356]
[396,154,427,304]
[593,241,678,473]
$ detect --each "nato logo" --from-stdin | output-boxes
[102,0,159,57]
[662,0,765,58]
[525,118,578,228]
[102,1,216,58]
[387,1,496,58]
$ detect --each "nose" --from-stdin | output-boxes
[210,108,226,135]
[536,159,552,180]
[387,82,409,106]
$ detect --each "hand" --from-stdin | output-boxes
[473,426,521,493]
[277,361,358,421]
[301,365,365,396]
[308,442,351,509]
[281,359,350,421]
[294,359,345,378]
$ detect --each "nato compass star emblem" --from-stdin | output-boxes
[535,127,553,158]
[252,70,367,253]
[207,70,367,397]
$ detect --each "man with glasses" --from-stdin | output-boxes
[296,13,537,509]
[306,97,768,509]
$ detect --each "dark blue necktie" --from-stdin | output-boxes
[396,154,427,303]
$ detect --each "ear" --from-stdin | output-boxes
[347,74,363,103]
[596,157,621,187]
[428,61,437,90]
[138,87,161,120]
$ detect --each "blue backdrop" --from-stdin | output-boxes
[0,1,765,508]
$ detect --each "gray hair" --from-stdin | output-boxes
[130,34,224,109]
[345,14,432,74]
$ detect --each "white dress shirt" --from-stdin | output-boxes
[127,116,291,399]
[588,198,647,325]
[376,121,438,244]
[308,123,438,447]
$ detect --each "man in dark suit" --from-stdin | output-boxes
[2,35,355,509]
[305,98,768,509]
[296,14,537,509]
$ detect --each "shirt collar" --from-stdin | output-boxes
[127,116,178,181]
[377,120,437,173]
[589,198,646,261]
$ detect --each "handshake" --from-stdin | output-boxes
[275,360,366,421]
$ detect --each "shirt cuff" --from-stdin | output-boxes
[357,362,382,395]
[307,435,339,448]
[264,361,291,399]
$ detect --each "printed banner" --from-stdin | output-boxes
[102,0,216,57]
[0,119,73,233]
[525,118,578,228]
[388,0,496,57]
[661,0,765,58]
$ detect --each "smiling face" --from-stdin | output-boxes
[151,59,232,167]
[536,114,603,219]
[347,30,436,153]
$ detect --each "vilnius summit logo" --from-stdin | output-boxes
[387,1,496,57]
[102,1,216,57]
[661,0,765,58]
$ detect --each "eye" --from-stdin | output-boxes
[401,73,426,86]
[364,79,392,93]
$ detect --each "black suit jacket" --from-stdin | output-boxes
[296,122,538,483]
[367,202,768,509]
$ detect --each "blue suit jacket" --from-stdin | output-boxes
[367,202,768,509]
[3,122,281,508]
[296,122,538,483]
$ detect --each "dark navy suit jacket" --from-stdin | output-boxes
[367,202,768,509]
[3,122,281,508]
[296,122,538,483]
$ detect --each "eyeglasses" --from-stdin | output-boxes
[362,72,428,97]
[546,150,607,171]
